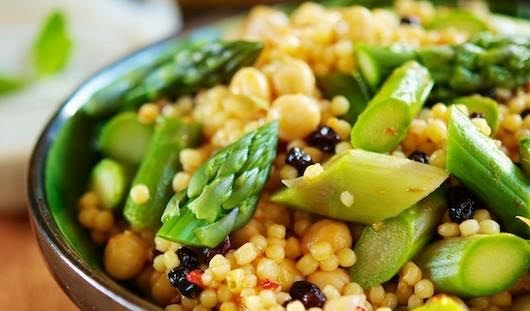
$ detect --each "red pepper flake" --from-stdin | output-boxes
[260,279,279,290]
[186,269,204,288]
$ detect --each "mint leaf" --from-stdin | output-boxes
[0,74,25,95]
[32,11,73,75]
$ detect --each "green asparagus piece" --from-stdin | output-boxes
[427,9,488,35]
[417,233,530,297]
[356,43,415,90]
[124,40,263,107]
[317,72,371,124]
[446,106,530,238]
[98,112,154,166]
[157,122,278,248]
[272,149,448,224]
[350,190,446,288]
[355,34,530,100]
[351,61,433,153]
[452,95,500,134]
[89,158,130,210]
[123,117,202,229]
[520,136,530,177]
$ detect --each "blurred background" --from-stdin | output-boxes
[0,0,528,310]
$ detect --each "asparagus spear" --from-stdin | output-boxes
[317,72,371,124]
[124,40,263,107]
[417,233,530,297]
[350,190,446,288]
[446,106,530,238]
[123,117,202,229]
[412,295,470,311]
[98,112,154,166]
[157,122,278,248]
[356,34,530,100]
[351,61,433,153]
[83,39,263,117]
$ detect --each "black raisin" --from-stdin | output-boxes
[400,16,420,26]
[521,108,530,119]
[289,281,326,308]
[408,151,429,164]
[177,247,199,269]
[167,267,202,298]
[306,126,341,152]
[201,236,233,263]
[447,187,479,223]
[469,112,485,119]
[286,147,314,176]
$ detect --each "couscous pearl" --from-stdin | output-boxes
[303,163,324,179]
[381,293,398,309]
[472,118,492,136]
[229,67,271,101]
[459,219,480,236]
[369,285,385,304]
[331,95,350,116]
[199,289,218,308]
[234,243,258,266]
[219,301,238,311]
[323,285,341,299]
[490,291,512,307]
[310,241,334,261]
[336,248,357,267]
[473,209,491,221]
[414,279,434,299]
[130,184,150,204]
[437,222,460,238]
[138,103,159,124]
[286,300,306,311]
[172,172,191,192]
[320,255,340,272]
[479,219,500,234]
[408,294,423,308]
[342,282,364,295]
[268,224,286,239]
[401,262,422,286]
[340,191,354,207]
[296,254,319,276]
[104,231,147,280]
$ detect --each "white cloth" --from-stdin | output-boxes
[0,0,182,211]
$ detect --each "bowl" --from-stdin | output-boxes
[26,13,240,309]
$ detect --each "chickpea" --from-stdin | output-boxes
[272,59,316,96]
[269,94,321,141]
[151,273,178,305]
[104,231,148,280]
[301,219,352,254]
[230,67,271,101]
[307,268,350,292]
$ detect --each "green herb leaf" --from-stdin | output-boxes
[0,74,25,95]
[32,11,73,75]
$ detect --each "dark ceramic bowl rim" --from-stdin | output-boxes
[26,12,241,310]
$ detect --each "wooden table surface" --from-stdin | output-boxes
[0,212,77,311]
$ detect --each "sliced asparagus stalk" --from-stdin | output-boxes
[350,190,446,288]
[417,233,530,297]
[90,158,130,210]
[356,43,415,90]
[412,295,468,311]
[446,106,530,238]
[98,112,153,166]
[123,117,202,229]
[157,122,278,248]
[317,72,371,124]
[351,61,433,153]
[271,149,448,224]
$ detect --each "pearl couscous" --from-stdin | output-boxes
[76,1,530,310]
